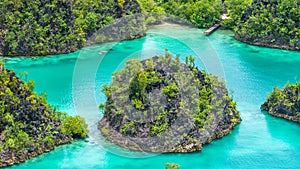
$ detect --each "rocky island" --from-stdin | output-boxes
[262,83,300,123]
[234,0,300,50]
[0,62,88,167]
[98,50,241,153]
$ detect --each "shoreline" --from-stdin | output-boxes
[2,24,299,58]
[235,35,300,51]
[268,111,300,124]
[98,118,241,153]
[0,138,73,167]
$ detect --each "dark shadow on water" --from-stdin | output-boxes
[249,50,259,53]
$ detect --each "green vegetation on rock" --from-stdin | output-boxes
[234,0,300,50]
[262,82,300,123]
[98,50,240,153]
[0,0,141,56]
[1,0,298,56]
[165,162,180,169]
[0,62,88,167]
[0,0,227,57]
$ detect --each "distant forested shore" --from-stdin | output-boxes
[0,0,299,56]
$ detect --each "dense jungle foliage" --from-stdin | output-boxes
[262,83,300,123]
[0,0,224,56]
[155,0,223,27]
[0,0,298,56]
[221,0,253,29]
[98,51,240,152]
[0,0,141,56]
[234,0,300,50]
[0,62,88,167]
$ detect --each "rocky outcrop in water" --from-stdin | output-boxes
[262,83,300,123]
[0,62,88,167]
[235,0,300,50]
[98,51,241,153]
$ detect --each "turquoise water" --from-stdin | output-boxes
[4,24,300,169]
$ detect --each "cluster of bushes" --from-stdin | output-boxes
[0,62,88,167]
[262,83,300,123]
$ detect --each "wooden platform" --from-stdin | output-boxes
[204,14,230,36]
[204,22,221,36]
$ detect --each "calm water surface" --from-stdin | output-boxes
[4,24,300,169]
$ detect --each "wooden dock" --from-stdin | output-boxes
[204,22,221,36]
[204,14,229,36]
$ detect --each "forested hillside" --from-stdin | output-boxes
[0,62,88,167]
[234,0,300,50]
[153,0,299,50]
[0,0,141,56]
[0,0,298,56]
[157,0,223,28]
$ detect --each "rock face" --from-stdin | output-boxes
[98,51,241,153]
[262,83,300,123]
[0,62,88,167]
